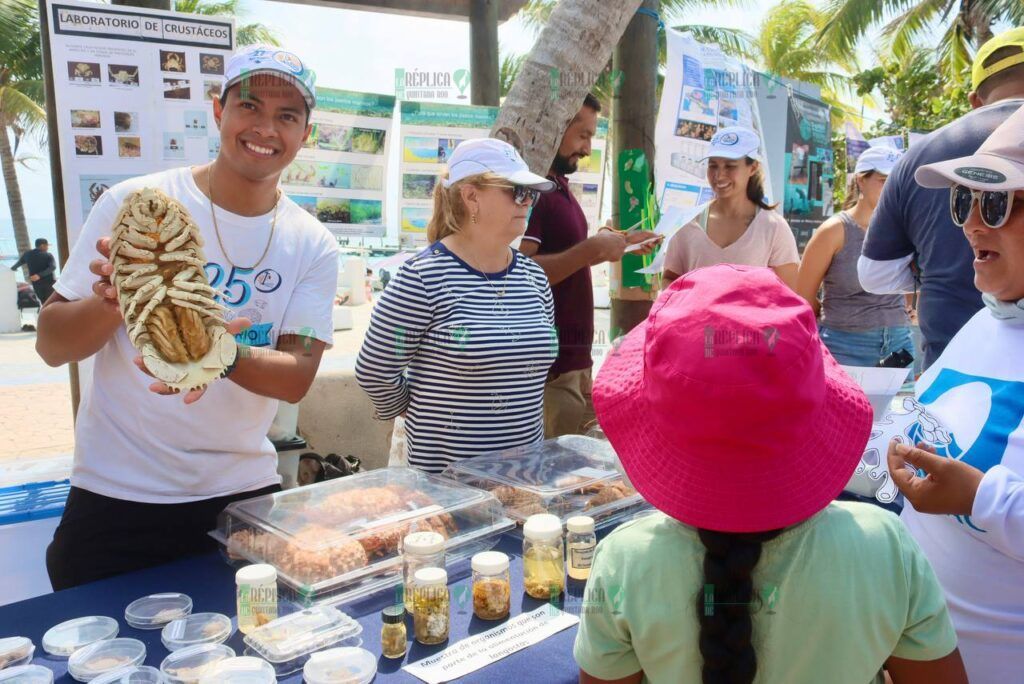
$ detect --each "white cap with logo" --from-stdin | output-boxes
[854,146,904,175]
[701,126,762,162]
[442,138,555,191]
[916,105,1024,191]
[223,44,317,110]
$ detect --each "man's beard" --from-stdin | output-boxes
[551,152,578,176]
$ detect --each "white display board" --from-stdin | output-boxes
[46,0,234,248]
[565,117,608,232]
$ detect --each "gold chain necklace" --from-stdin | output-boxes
[208,165,279,271]
[481,248,512,299]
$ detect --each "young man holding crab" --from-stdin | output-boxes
[36,45,339,589]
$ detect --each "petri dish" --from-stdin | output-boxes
[0,665,54,684]
[197,656,275,683]
[302,647,376,684]
[89,666,163,684]
[124,593,192,630]
[42,616,119,657]
[160,613,232,652]
[160,643,235,684]
[0,638,34,670]
[68,638,146,682]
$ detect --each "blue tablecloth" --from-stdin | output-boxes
[0,535,584,683]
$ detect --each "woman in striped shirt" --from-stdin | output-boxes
[356,138,558,473]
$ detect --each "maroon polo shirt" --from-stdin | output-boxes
[523,174,593,376]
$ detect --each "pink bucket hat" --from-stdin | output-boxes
[594,264,873,533]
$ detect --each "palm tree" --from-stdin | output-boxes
[0,0,45,272]
[172,0,279,45]
[817,0,1024,80]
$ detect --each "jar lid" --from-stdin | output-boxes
[471,551,509,575]
[42,616,119,657]
[124,593,193,629]
[0,637,34,669]
[67,638,146,682]
[160,643,236,684]
[523,513,562,541]
[197,656,276,683]
[402,531,445,555]
[413,567,447,587]
[566,516,595,534]
[381,605,406,624]
[161,613,232,652]
[302,647,375,684]
[0,665,53,684]
[90,666,163,684]
[235,564,277,585]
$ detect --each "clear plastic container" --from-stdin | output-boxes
[213,467,513,606]
[523,514,564,600]
[197,656,275,683]
[472,551,510,620]
[160,643,236,684]
[90,666,163,684]
[242,605,363,677]
[161,613,232,652]
[441,436,650,534]
[302,647,376,684]
[42,616,119,657]
[401,531,445,612]
[236,565,278,635]
[124,593,193,630]
[68,639,146,682]
[0,665,53,684]
[0,638,34,670]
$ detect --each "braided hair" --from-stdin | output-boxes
[695,528,784,684]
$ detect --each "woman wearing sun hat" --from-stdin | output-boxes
[574,265,966,684]
[797,146,916,366]
[662,126,800,290]
[356,138,558,473]
[885,104,1024,683]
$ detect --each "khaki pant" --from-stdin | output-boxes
[544,368,596,438]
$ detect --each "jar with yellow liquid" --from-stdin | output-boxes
[522,514,564,600]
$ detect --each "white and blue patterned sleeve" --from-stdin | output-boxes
[355,262,432,420]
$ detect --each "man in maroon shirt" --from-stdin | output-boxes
[520,94,659,437]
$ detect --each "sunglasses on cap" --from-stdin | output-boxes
[950,183,1017,229]
[480,184,541,206]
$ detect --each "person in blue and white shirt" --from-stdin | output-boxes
[887,104,1024,684]
[356,138,557,473]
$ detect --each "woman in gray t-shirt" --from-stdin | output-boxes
[797,147,913,366]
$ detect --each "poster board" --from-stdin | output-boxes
[783,93,833,250]
[564,118,609,231]
[397,101,498,250]
[46,0,234,249]
[281,88,394,238]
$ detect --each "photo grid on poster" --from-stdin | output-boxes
[47,0,234,246]
[281,87,394,239]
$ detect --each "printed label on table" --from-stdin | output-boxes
[402,606,580,684]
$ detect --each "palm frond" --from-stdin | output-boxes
[675,25,758,61]
[882,0,951,58]
[815,0,910,55]
[236,23,279,47]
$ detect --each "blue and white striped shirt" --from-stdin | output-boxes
[356,242,558,473]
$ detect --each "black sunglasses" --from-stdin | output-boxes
[481,184,541,206]
[950,183,1016,229]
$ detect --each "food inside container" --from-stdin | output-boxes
[160,643,235,684]
[42,616,119,657]
[89,666,163,684]
[441,436,649,532]
[68,639,146,682]
[197,656,275,683]
[243,606,363,676]
[302,647,376,684]
[161,613,232,652]
[0,638,33,670]
[213,467,513,605]
[124,593,193,629]
[0,665,54,683]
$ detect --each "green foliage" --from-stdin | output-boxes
[173,0,279,46]
[1,0,45,150]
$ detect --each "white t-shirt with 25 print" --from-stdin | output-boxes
[56,167,339,504]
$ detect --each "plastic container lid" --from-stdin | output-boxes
[402,531,444,556]
[197,656,275,683]
[566,516,595,534]
[160,643,236,684]
[0,638,34,670]
[124,593,193,629]
[42,616,119,657]
[235,564,277,585]
[413,567,447,587]
[381,606,405,625]
[302,647,376,684]
[0,665,54,683]
[90,666,163,684]
[68,639,146,682]
[243,606,363,666]
[523,514,562,541]
[161,613,232,652]
[471,551,509,574]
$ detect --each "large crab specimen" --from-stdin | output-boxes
[110,188,236,392]
[109,67,138,84]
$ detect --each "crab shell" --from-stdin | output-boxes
[141,324,238,392]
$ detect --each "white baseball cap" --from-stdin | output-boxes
[916,105,1024,191]
[442,138,555,191]
[701,126,761,162]
[223,45,317,110]
[854,146,903,175]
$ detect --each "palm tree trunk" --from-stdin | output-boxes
[0,125,30,276]
[491,0,643,173]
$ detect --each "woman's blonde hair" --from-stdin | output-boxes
[427,171,510,243]
[842,170,875,210]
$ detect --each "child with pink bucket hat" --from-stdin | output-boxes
[574,264,966,684]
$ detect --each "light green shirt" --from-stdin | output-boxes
[573,502,957,684]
